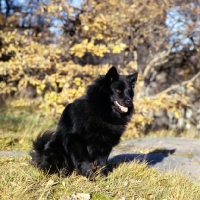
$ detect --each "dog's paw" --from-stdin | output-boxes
[91,160,99,172]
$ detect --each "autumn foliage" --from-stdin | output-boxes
[0,0,200,137]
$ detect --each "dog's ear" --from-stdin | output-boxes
[127,72,138,87]
[105,66,119,84]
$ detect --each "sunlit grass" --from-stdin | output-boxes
[0,103,199,152]
[145,128,200,139]
[0,156,200,200]
[0,104,56,152]
[0,103,200,199]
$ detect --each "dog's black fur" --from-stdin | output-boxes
[30,66,138,178]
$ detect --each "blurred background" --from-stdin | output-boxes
[0,0,200,146]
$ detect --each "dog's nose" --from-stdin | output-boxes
[125,100,132,106]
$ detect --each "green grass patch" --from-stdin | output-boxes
[0,105,56,152]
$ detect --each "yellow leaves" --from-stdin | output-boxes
[137,80,144,87]
[4,31,14,43]
[73,77,81,86]
[10,98,33,107]
[95,44,107,57]
[127,61,138,70]
[174,111,180,119]
[111,43,126,54]
[96,33,103,40]
[186,82,194,91]
[83,26,89,31]
[139,16,148,23]
[0,82,6,91]
[93,22,107,30]
[28,78,41,86]
[42,92,65,114]
[87,40,95,51]
[0,66,5,75]
[18,79,28,89]
[70,39,88,57]
[130,4,137,9]
[70,39,108,57]
[44,92,57,101]
[58,5,63,11]
[47,4,59,13]
[112,46,121,54]
[134,91,190,122]
[55,49,62,55]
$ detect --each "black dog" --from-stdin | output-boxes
[30,66,138,178]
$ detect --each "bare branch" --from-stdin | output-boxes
[155,70,200,96]
[143,48,171,79]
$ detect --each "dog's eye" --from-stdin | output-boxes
[115,89,122,93]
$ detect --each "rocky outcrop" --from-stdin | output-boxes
[110,137,200,181]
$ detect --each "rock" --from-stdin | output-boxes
[0,151,26,156]
[109,137,200,181]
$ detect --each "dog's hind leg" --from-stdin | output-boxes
[31,131,69,175]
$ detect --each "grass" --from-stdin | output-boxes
[0,104,56,152]
[0,156,200,200]
[0,104,200,199]
[146,128,200,140]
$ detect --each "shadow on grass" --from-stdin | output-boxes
[108,149,176,166]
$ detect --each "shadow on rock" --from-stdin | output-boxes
[108,149,176,166]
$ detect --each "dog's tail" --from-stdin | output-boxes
[32,130,54,152]
[30,130,55,171]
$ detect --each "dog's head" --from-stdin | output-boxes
[87,66,138,123]
[105,66,138,115]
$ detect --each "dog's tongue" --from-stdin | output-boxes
[115,101,128,113]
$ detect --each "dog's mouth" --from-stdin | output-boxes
[114,101,128,113]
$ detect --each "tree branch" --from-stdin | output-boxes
[154,70,200,96]
[143,48,171,79]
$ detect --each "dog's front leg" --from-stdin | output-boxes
[65,139,94,178]
[88,147,112,176]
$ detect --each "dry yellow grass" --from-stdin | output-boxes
[0,156,200,200]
